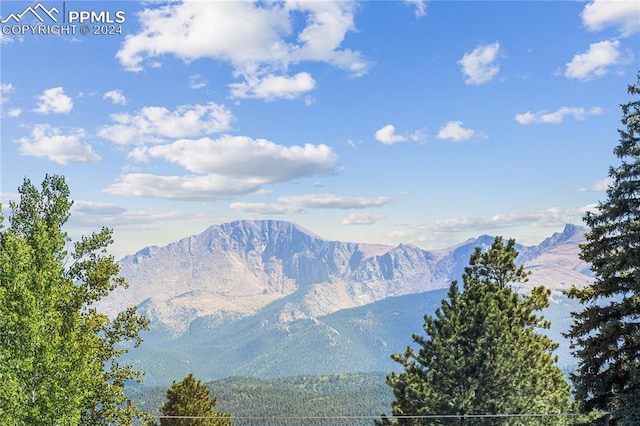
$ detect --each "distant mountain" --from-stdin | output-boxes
[101,220,592,384]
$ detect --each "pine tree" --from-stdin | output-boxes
[379,237,572,425]
[153,373,231,426]
[0,175,150,424]
[566,73,640,424]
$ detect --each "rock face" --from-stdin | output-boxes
[97,220,592,337]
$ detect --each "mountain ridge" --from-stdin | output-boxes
[103,220,593,383]
[99,220,591,337]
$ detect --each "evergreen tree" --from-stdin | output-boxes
[0,175,150,424]
[379,237,572,425]
[153,373,231,426]
[566,73,640,424]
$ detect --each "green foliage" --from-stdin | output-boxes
[151,373,231,426]
[380,237,572,425]
[0,175,150,424]
[565,73,640,424]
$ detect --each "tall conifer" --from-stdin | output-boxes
[380,237,571,425]
[566,73,640,424]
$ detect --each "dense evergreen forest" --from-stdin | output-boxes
[128,372,393,425]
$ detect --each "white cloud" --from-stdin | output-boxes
[106,135,338,200]
[437,121,478,142]
[69,200,189,228]
[103,89,127,105]
[229,202,303,215]
[0,33,14,45]
[116,1,368,99]
[374,125,424,145]
[375,124,407,145]
[284,1,369,77]
[278,193,392,209]
[231,193,391,214]
[72,201,127,217]
[105,173,265,200]
[98,102,234,145]
[409,129,426,142]
[0,83,14,104]
[229,72,316,101]
[564,40,623,81]
[0,192,19,204]
[515,106,603,124]
[341,212,385,225]
[34,87,73,114]
[458,42,501,85]
[15,124,101,165]
[578,177,613,192]
[7,108,22,117]
[140,135,337,181]
[582,0,640,36]
[405,0,427,18]
[189,74,208,90]
[388,205,595,245]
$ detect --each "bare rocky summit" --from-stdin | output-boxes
[98,220,592,337]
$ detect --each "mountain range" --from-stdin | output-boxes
[100,220,593,384]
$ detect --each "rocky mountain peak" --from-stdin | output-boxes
[98,220,592,336]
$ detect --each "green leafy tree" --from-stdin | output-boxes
[379,237,572,425]
[565,73,640,424]
[151,373,231,426]
[0,175,149,424]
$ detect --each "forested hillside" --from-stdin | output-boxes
[129,373,393,426]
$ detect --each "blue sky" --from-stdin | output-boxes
[1,0,639,259]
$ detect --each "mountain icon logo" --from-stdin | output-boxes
[1,3,59,24]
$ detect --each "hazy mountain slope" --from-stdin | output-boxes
[124,289,581,385]
[107,220,592,384]
[100,220,590,338]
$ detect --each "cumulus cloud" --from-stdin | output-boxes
[437,121,479,142]
[564,40,624,81]
[103,89,127,105]
[374,124,424,145]
[405,0,427,18]
[15,124,101,164]
[105,136,338,200]
[105,173,265,201]
[375,124,407,145]
[229,72,316,100]
[515,106,603,124]
[7,108,22,117]
[116,1,368,100]
[581,0,640,36]
[34,87,73,114]
[137,135,337,181]
[578,177,613,192]
[341,212,385,225]
[458,42,501,85]
[98,102,234,145]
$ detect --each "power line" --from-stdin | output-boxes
[156,412,584,419]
